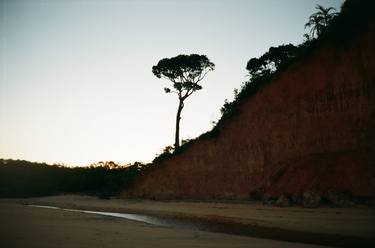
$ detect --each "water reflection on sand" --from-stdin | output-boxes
[29,204,195,229]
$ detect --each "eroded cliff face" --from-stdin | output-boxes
[126,24,375,201]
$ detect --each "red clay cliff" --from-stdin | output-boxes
[126,13,375,203]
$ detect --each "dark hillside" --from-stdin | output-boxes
[125,0,375,205]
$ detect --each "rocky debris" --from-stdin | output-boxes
[276,194,290,207]
[260,191,370,208]
[290,194,301,205]
[367,199,375,207]
[249,188,265,201]
[262,199,276,206]
[302,191,321,208]
[262,194,277,206]
[323,190,354,207]
[262,194,291,207]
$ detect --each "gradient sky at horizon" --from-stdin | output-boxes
[0,0,344,166]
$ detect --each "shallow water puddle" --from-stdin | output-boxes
[28,204,194,229]
[29,204,60,210]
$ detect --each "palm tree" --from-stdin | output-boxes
[305,15,324,38]
[316,5,338,26]
[303,33,311,42]
[305,4,338,38]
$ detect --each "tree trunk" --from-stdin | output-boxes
[175,100,184,148]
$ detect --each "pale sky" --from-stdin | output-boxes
[0,0,343,166]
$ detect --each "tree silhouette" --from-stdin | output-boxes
[246,44,296,79]
[305,4,338,38]
[152,54,214,148]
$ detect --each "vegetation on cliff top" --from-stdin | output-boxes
[152,0,374,164]
[215,0,374,133]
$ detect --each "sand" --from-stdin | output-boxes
[1,195,375,248]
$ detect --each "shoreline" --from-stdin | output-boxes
[2,194,375,247]
[0,202,329,248]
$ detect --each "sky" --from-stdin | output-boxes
[0,0,344,166]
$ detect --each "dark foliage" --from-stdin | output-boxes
[246,44,297,79]
[304,4,338,38]
[0,159,145,198]
[152,54,214,86]
[152,139,195,163]
[317,0,375,44]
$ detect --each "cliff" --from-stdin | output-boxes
[126,6,375,203]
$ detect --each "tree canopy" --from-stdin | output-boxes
[246,44,297,79]
[152,54,214,99]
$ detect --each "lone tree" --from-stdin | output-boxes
[152,54,214,148]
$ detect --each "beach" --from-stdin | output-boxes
[1,195,374,248]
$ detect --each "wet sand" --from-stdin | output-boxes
[1,195,375,247]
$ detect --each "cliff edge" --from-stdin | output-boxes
[125,2,375,204]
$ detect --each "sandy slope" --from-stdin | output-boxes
[1,195,375,247]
